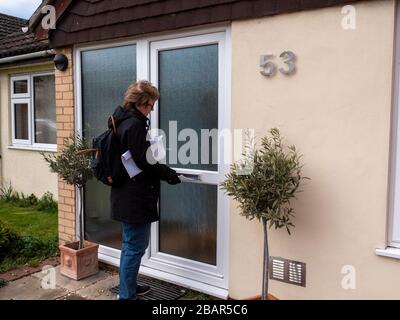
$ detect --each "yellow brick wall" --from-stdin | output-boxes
[54,47,76,245]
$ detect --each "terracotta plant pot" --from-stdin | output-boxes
[59,240,99,280]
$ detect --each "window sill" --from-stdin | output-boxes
[8,145,57,153]
[375,247,400,260]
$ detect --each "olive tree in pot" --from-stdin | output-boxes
[42,134,99,280]
[221,128,309,300]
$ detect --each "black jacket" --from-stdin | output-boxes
[109,106,180,225]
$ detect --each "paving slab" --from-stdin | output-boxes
[56,293,88,300]
[75,275,119,300]
[0,275,67,300]
[31,266,112,292]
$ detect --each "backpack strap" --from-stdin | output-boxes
[110,116,117,134]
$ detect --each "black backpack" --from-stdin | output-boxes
[91,116,129,187]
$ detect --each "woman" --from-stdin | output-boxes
[110,80,181,300]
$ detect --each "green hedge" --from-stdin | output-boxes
[0,221,58,273]
[0,221,18,261]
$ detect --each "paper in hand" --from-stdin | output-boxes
[121,150,143,178]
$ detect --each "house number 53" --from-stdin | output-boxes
[260,51,296,77]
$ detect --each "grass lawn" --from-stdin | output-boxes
[0,201,57,241]
[0,200,58,273]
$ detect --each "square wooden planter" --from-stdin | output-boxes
[59,240,99,280]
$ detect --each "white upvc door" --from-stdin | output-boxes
[75,27,231,298]
[140,32,230,296]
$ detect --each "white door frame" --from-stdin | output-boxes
[74,26,231,299]
[141,32,230,295]
[388,2,400,249]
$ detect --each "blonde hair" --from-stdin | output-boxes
[123,80,160,110]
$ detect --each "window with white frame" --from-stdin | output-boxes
[388,3,400,249]
[10,73,56,149]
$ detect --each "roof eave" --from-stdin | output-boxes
[0,49,54,65]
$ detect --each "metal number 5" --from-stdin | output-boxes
[279,51,296,75]
[260,53,276,77]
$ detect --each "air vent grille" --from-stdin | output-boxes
[270,257,306,287]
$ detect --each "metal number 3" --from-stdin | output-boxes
[260,51,296,77]
[279,51,296,75]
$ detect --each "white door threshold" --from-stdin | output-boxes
[139,265,229,300]
[98,253,229,299]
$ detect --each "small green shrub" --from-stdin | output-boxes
[42,134,93,249]
[221,128,307,233]
[9,192,20,204]
[41,134,94,187]
[0,221,19,260]
[37,192,58,213]
[16,194,39,208]
[0,182,57,213]
[0,182,16,202]
[221,128,309,300]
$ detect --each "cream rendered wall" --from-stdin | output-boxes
[229,0,399,299]
[0,62,58,198]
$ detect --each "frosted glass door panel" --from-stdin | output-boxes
[81,45,137,249]
[157,43,219,266]
[159,182,217,265]
[158,44,218,172]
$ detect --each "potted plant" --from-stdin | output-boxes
[221,128,309,300]
[42,134,99,280]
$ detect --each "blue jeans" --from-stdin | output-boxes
[119,222,151,300]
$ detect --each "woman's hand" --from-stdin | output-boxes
[166,169,181,185]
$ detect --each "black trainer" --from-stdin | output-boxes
[136,284,151,296]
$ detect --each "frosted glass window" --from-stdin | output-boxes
[34,75,56,144]
[159,44,219,171]
[14,103,29,140]
[82,45,137,249]
[159,182,217,265]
